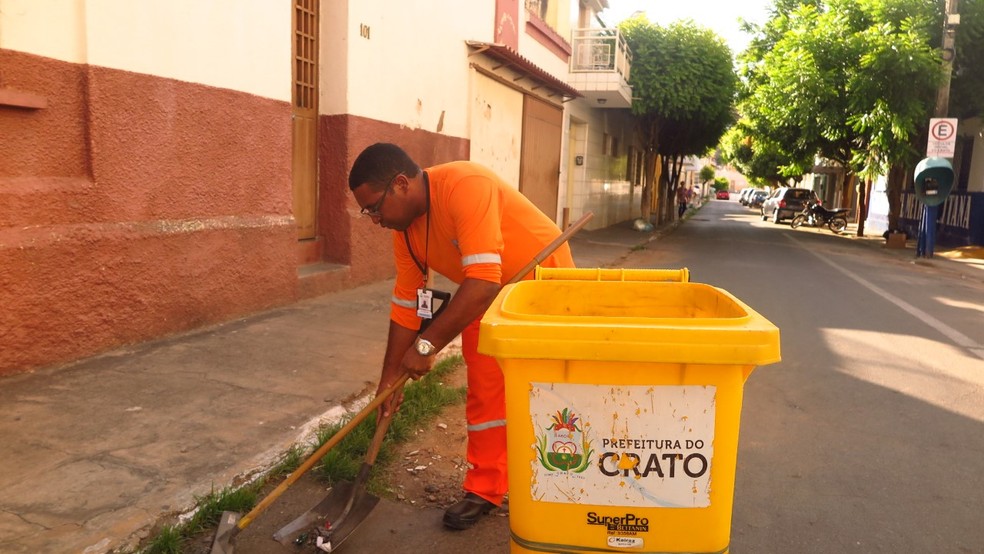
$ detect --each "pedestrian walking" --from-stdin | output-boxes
[348,143,575,530]
[677,182,692,218]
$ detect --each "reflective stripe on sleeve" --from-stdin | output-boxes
[467,419,507,432]
[461,253,502,267]
[392,296,417,309]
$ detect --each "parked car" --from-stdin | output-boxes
[739,188,756,205]
[761,187,820,223]
[748,189,769,209]
[716,190,730,200]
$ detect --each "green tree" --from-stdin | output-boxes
[719,118,811,186]
[736,0,940,235]
[951,0,984,120]
[878,0,984,232]
[699,164,716,184]
[846,0,940,233]
[619,17,737,224]
[727,1,831,185]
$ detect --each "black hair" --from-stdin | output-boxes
[348,143,421,191]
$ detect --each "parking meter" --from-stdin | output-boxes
[913,157,954,207]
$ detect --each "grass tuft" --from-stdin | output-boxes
[144,524,183,554]
[312,355,466,489]
[137,354,465,552]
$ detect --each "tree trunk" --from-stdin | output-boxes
[856,177,872,237]
[886,164,905,232]
[670,155,683,222]
[840,171,854,212]
[661,176,671,224]
[638,117,660,223]
[652,173,665,227]
[640,180,652,221]
[640,151,657,221]
[657,157,672,226]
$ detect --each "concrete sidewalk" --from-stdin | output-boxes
[1,215,979,554]
[0,222,660,554]
[806,221,984,283]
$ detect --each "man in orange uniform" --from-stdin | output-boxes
[348,143,575,529]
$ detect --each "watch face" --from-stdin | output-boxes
[416,339,434,355]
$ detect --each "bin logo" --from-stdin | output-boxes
[536,408,594,472]
[530,382,716,507]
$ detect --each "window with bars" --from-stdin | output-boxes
[294,0,317,110]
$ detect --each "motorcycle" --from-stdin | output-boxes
[790,201,849,234]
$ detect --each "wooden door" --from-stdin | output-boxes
[292,0,318,240]
[519,96,562,221]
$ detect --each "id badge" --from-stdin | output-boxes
[416,288,434,319]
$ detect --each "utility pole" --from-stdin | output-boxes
[917,0,960,258]
[934,0,960,119]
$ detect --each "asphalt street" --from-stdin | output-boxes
[2,196,981,553]
[625,198,984,553]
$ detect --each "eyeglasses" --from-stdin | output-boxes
[360,173,402,217]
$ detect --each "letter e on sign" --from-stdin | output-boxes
[927,118,958,158]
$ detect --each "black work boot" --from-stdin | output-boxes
[442,492,497,530]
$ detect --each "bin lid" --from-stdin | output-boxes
[478,280,780,365]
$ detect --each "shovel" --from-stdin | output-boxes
[209,374,409,554]
[211,288,450,554]
[271,402,396,550]
[270,211,595,551]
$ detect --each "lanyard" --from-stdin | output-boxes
[403,171,430,286]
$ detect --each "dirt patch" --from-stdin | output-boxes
[376,362,472,510]
[183,360,511,553]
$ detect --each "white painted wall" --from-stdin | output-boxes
[969,137,984,193]
[468,73,524,188]
[963,119,984,193]
[866,174,891,236]
[0,0,87,63]
[340,0,494,138]
[564,100,640,229]
[0,0,290,101]
[320,0,350,114]
[517,0,573,82]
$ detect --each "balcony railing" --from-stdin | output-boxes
[570,27,632,80]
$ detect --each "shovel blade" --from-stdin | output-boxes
[209,511,242,554]
[272,481,380,549]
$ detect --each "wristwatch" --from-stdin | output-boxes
[415,337,436,356]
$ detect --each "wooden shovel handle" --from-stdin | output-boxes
[236,211,593,531]
[353,215,590,473]
[237,374,410,530]
[364,402,396,466]
[505,212,593,285]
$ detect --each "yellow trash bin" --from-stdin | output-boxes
[478,272,780,554]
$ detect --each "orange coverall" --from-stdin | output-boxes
[389,161,575,505]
